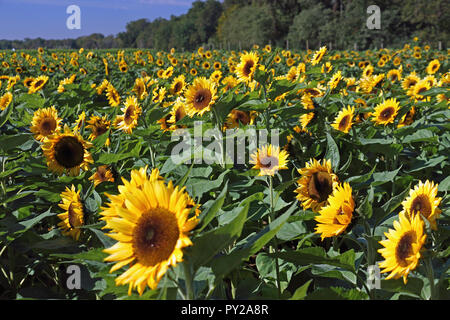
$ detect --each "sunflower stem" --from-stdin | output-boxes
[425,256,437,300]
[268,175,282,298]
[183,261,194,300]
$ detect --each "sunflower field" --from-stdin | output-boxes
[0,42,449,301]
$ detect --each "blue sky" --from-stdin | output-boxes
[0,0,197,40]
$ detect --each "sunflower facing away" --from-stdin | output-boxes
[57,185,85,241]
[184,77,218,117]
[114,96,142,134]
[400,180,442,230]
[371,98,400,126]
[378,211,426,284]
[331,105,355,134]
[100,168,199,295]
[250,144,289,176]
[295,158,340,212]
[30,106,62,141]
[235,52,259,83]
[314,182,354,240]
[42,125,93,176]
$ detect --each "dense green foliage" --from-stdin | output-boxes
[1,0,448,50]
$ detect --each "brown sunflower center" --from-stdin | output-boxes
[124,106,135,124]
[243,60,254,77]
[410,194,432,218]
[338,115,350,130]
[379,107,394,120]
[234,110,250,125]
[34,80,44,88]
[40,118,57,135]
[308,171,333,203]
[416,86,427,95]
[174,82,182,93]
[175,108,185,122]
[193,88,212,110]
[260,155,278,169]
[395,231,416,266]
[132,208,180,266]
[54,136,85,169]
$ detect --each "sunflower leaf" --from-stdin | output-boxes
[324,132,340,171]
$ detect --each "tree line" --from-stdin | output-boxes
[1,0,448,50]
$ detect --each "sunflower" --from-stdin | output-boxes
[190,68,198,76]
[210,70,222,84]
[371,98,400,126]
[23,77,35,88]
[299,112,315,130]
[30,106,62,141]
[132,78,148,100]
[57,185,85,241]
[184,77,218,117]
[170,74,186,96]
[331,105,355,134]
[321,62,332,74]
[73,111,86,132]
[402,72,420,92]
[410,79,431,101]
[235,52,259,83]
[114,96,142,134]
[362,64,374,78]
[106,83,121,107]
[295,158,340,212]
[28,75,49,94]
[400,180,442,230]
[397,106,415,128]
[225,109,256,129]
[89,165,115,187]
[311,46,327,66]
[387,69,402,82]
[166,98,187,131]
[250,144,289,176]
[42,125,93,176]
[327,71,342,90]
[0,92,13,111]
[100,172,198,295]
[86,115,111,146]
[314,182,354,240]
[378,211,426,284]
[221,75,238,93]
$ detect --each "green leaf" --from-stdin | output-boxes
[289,280,313,300]
[305,287,368,300]
[0,133,32,152]
[325,133,340,171]
[197,183,228,232]
[188,203,249,271]
[208,209,291,282]
[357,187,374,218]
[0,101,14,128]
[438,176,450,192]
[371,166,402,186]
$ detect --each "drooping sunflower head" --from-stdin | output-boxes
[250,144,289,176]
[57,185,85,241]
[89,165,115,187]
[41,125,93,176]
[371,98,400,126]
[331,105,355,134]
[30,106,62,141]
[295,158,340,212]
[314,182,354,240]
[401,180,442,230]
[378,211,426,284]
[101,170,198,295]
[114,96,142,134]
[235,51,259,83]
[184,77,218,117]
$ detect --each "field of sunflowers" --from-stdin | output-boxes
[0,41,448,300]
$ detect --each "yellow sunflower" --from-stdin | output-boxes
[85,115,111,146]
[378,211,426,284]
[426,59,440,75]
[166,98,188,130]
[114,96,142,134]
[331,105,355,134]
[311,46,327,66]
[28,75,49,94]
[100,171,199,295]
[0,92,13,111]
[397,106,415,128]
[371,98,400,126]
[106,83,121,107]
[410,79,431,101]
[41,125,93,176]
[132,78,148,100]
[225,109,256,129]
[30,106,62,141]
[250,144,289,176]
[89,165,115,187]
[314,182,354,240]
[327,71,342,90]
[184,77,218,117]
[235,52,259,83]
[57,185,85,241]
[170,74,186,96]
[402,72,420,92]
[400,180,442,230]
[295,158,340,212]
